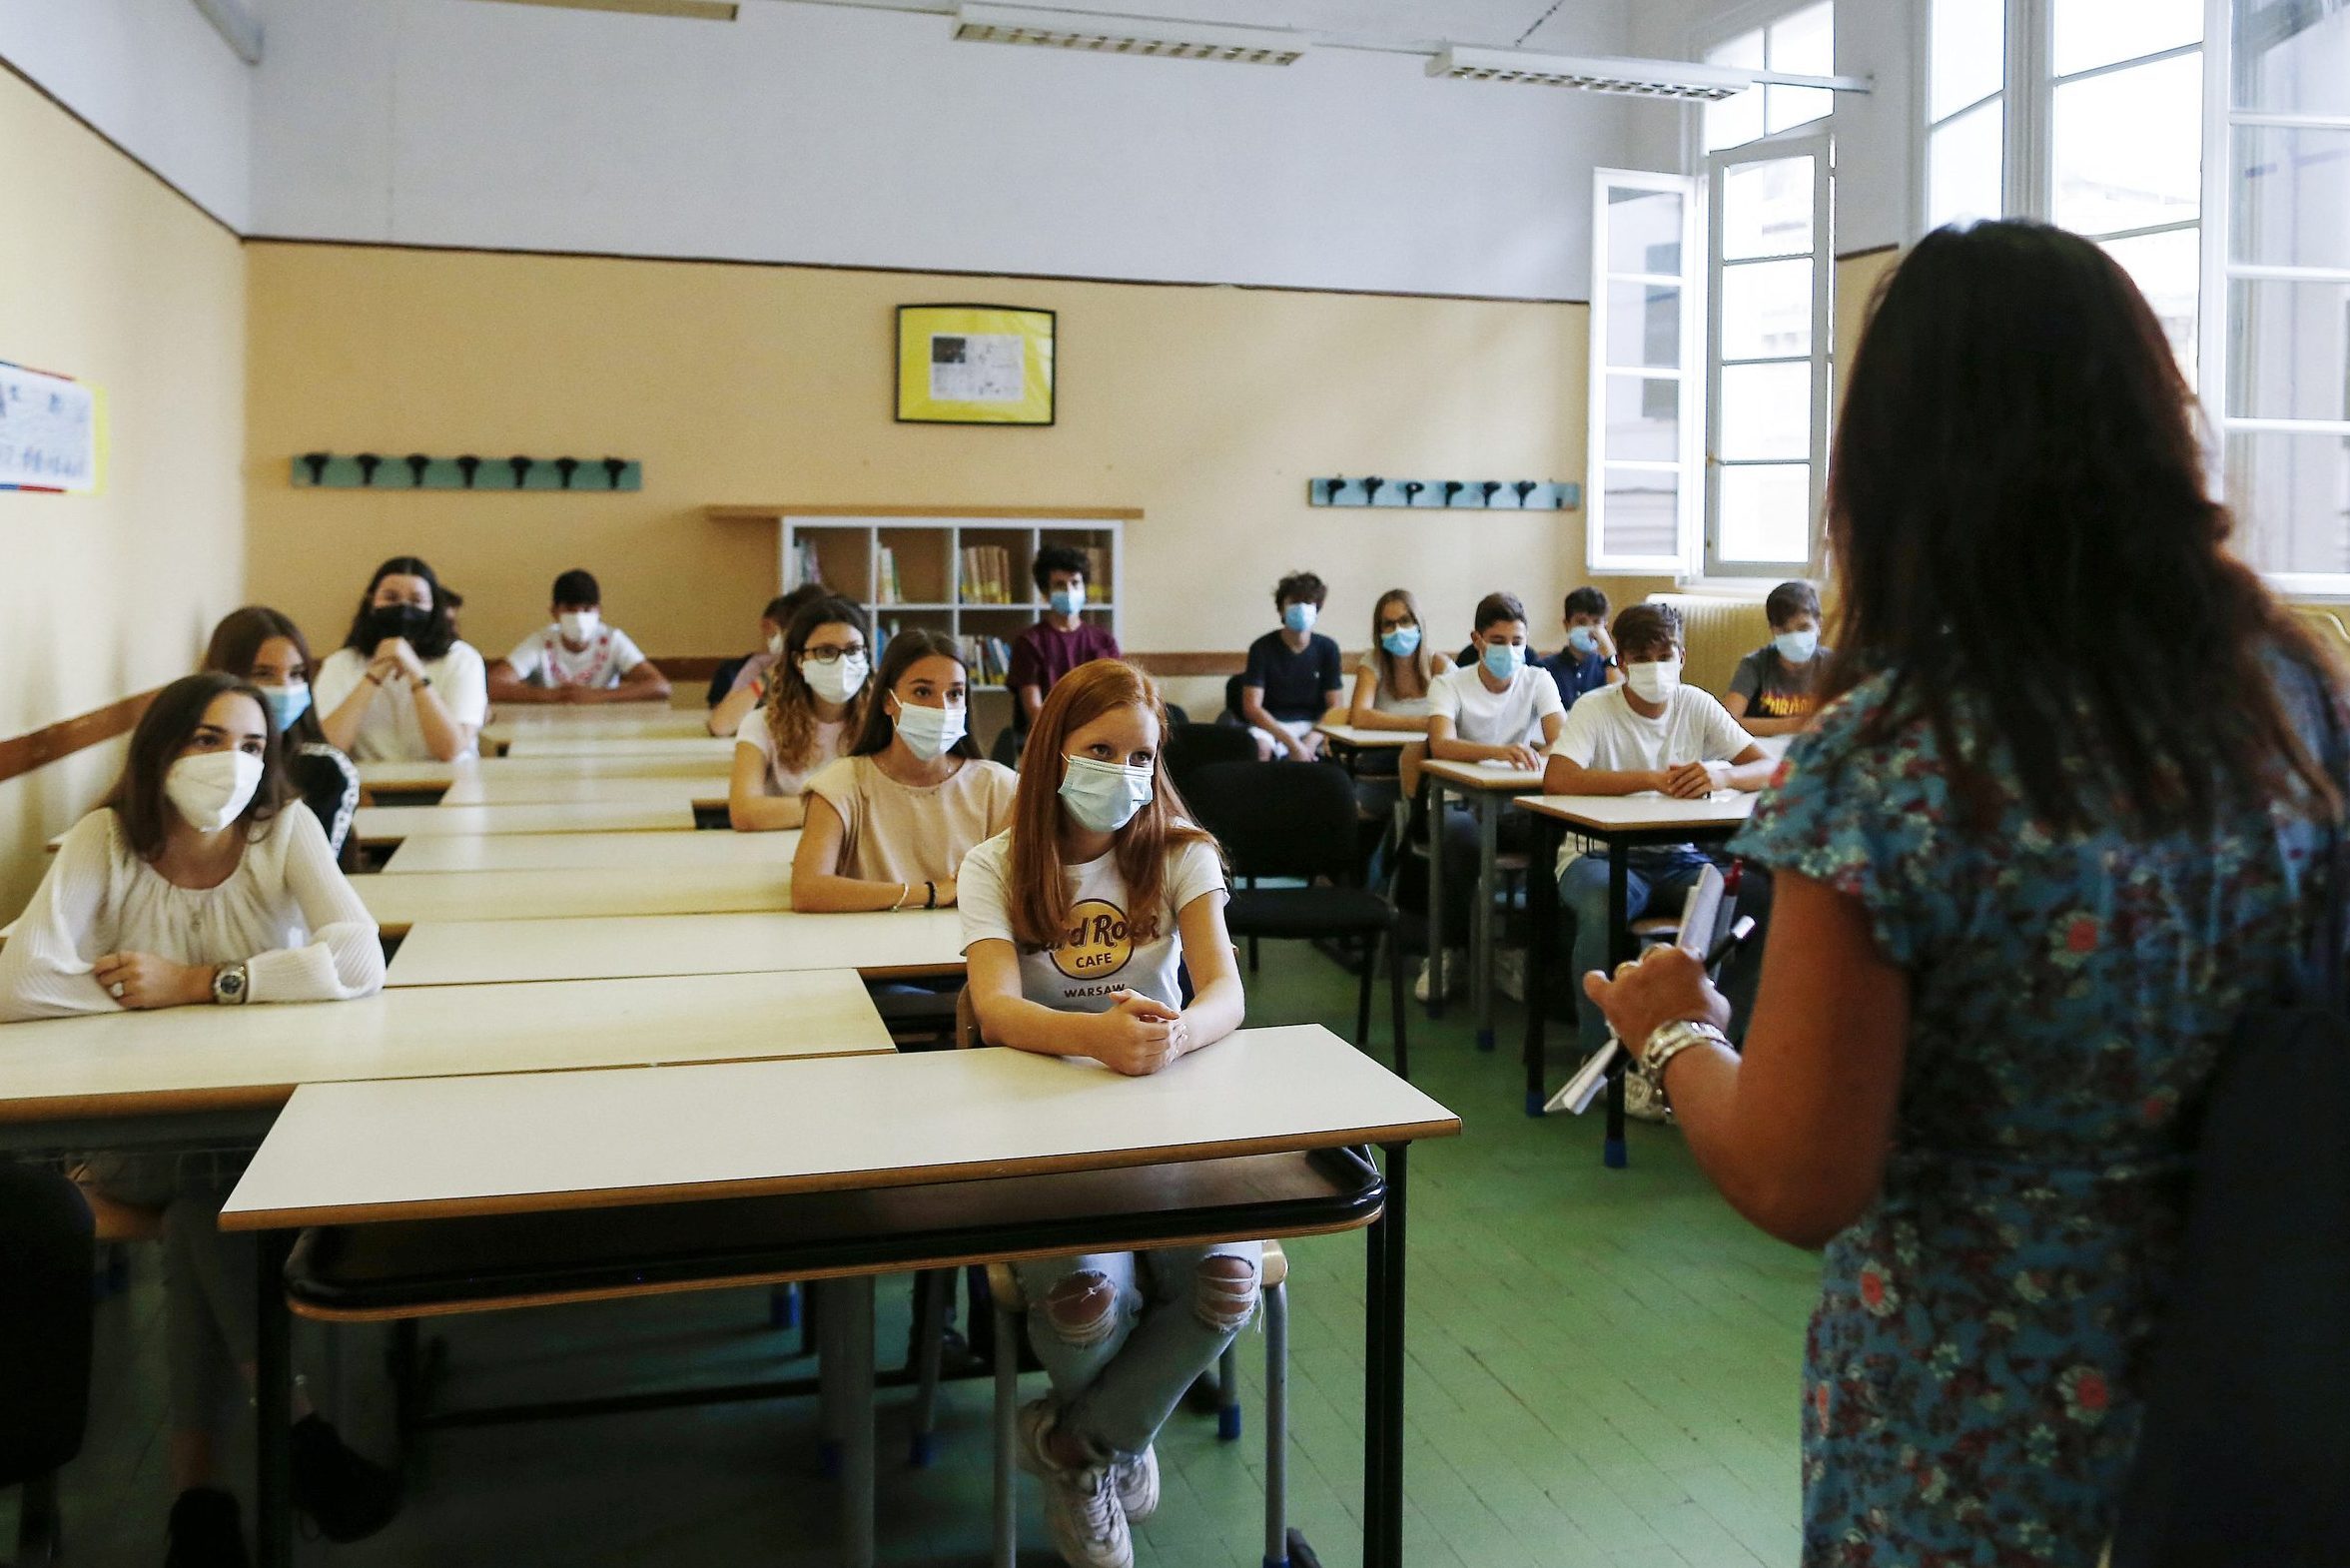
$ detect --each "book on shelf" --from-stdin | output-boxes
[1085,545,1110,602]
[954,633,1015,685]
[789,538,824,591]
[958,544,1017,605]
[875,544,904,606]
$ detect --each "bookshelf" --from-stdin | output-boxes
[705,505,1136,753]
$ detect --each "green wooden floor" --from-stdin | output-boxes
[27,946,1818,1566]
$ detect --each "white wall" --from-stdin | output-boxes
[251,0,1639,300]
[0,0,254,230]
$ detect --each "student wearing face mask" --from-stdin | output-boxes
[790,629,1018,911]
[1010,544,1123,739]
[314,555,488,762]
[729,596,871,832]
[1536,585,1625,709]
[1543,603,1774,1108]
[1347,587,1454,731]
[1236,570,1343,761]
[709,586,825,737]
[0,673,395,1563]
[202,606,362,865]
[959,658,1248,1568]
[487,567,672,706]
[1726,579,1833,737]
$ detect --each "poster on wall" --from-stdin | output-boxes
[896,305,1056,425]
[0,360,102,493]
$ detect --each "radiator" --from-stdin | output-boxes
[1647,593,1772,697]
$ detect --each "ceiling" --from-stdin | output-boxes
[755,0,1642,54]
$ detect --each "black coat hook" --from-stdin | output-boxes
[404,453,431,488]
[1514,480,1538,506]
[602,457,627,490]
[455,455,481,489]
[507,455,534,489]
[554,457,580,490]
[1479,481,1502,505]
[354,453,382,487]
[300,452,330,486]
[1362,476,1385,504]
[1441,480,1464,507]
[1400,481,1424,507]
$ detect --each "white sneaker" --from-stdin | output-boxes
[1495,947,1527,1003]
[1018,1400,1133,1568]
[1624,1073,1673,1125]
[1111,1444,1160,1522]
[1413,950,1466,1004]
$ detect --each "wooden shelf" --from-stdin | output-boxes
[708,504,1143,523]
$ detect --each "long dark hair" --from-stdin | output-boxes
[846,629,981,760]
[103,673,295,861]
[343,555,462,661]
[1822,220,2335,834]
[204,606,326,747]
[763,595,871,771]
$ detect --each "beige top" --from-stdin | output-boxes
[803,755,1018,885]
[735,710,849,797]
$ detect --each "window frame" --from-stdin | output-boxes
[1586,167,1707,575]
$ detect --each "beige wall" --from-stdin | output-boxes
[243,244,1594,721]
[0,69,248,916]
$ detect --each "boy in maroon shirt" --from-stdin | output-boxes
[1009,544,1122,733]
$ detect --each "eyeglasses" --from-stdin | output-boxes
[802,644,867,664]
[1376,615,1418,632]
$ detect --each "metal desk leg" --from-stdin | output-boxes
[1363,1142,1410,1568]
[1422,779,1445,1021]
[1523,815,1560,1117]
[1605,842,1632,1170]
[1473,792,1499,1052]
[255,1228,297,1568]
[842,1276,877,1568]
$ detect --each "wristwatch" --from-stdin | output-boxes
[211,962,250,1007]
[1634,1019,1727,1105]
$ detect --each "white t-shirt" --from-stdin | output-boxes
[314,643,490,762]
[1546,684,1757,872]
[733,709,848,797]
[1427,662,1564,747]
[959,831,1227,1013]
[503,623,646,689]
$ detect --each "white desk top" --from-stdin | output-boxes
[0,970,890,1123]
[355,802,698,845]
[362,863,793,935]
[383,829,798,874]
[387,908,967,988]
[1514,792,1758,832]
[361,753,730,790]
[1314,722,1414,750]
[438,773,729,809]
[480,706,713,746]
[1421,757,1546,792]
[222,1024,1458,1229]
[500,735,735,760]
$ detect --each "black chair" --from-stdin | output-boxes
[1182,760,1408,1078]
[1165,723,1257,803]
[1219,672,1250,726]
[0,1164,94,1564]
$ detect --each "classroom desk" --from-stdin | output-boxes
[438,772,730,810]
[479,704,714,750]
[222,1025,1460,1568]
[360,753,731,794]
[500,735,738,760]
[1514,792,1758,1157]
[387,908,967,988]
[1418,758,1547,1051]
[383,828,798,874]
[355,801,699,849]
[1314,720,1414,772]
[0,969,890,1157]
[361,862,793,937]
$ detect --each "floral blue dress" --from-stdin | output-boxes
[1733,671,2331,1566]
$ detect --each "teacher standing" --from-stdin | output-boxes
[1586,220,2343,1565]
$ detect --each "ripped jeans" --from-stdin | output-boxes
[1012,1240,1263,1460]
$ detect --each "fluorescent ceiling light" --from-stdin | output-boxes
[954,4,1307,65]
[467,0,740,20]
[1428,46,1867,101]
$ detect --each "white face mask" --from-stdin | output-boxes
[165,750,265,834]
[1626,659,1682,704]
[766,630,788,658]
[1060,754,1155,834]
[801,652,869,707]
[558,610,601,644]
[892,699,967,761]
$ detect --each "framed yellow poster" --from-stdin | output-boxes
[896,305,1056,425]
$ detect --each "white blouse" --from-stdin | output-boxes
[314,642,489,762]
[0,805,385,1023]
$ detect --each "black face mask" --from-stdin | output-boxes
[366,603,433,645]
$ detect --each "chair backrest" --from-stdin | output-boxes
[0,1165,93,1481]
[1221,672,1248,725]
[1182,759,1359,884]
[1166,723,1257,799]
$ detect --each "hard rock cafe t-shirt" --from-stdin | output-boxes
[957,831,1227,1013]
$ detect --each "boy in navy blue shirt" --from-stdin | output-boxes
[1535,585,1621,708]
[1238,570,1344,760]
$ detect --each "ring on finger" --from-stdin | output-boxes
[109,981,127,999]
[1614,960,1640,979]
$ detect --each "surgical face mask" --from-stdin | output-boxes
[801,651,869,706]
[261,684,311,734]
[1626,659,1682,704]
[165,750,265,834]
[1774,628,1820,663]
[1481,642,1525,681]
[766,630,787,658]
[365,602,432,646]
[1379,625,1422,659]
[1566,626,1600,656]
[892,698,966,761]
[1060,754,1155,834]
[559,609,601,644]
[1282,602,1317,635]
[1049,587,1085,617]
